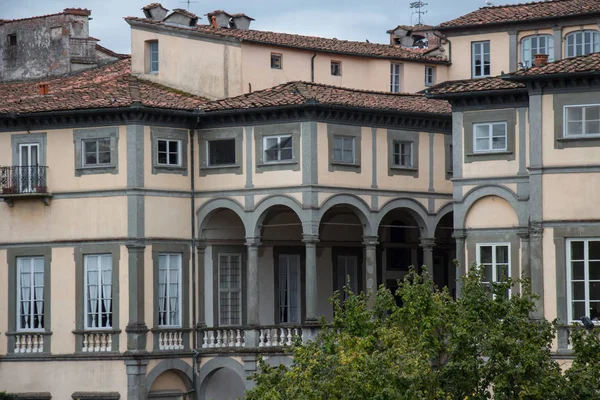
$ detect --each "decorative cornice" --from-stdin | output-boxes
[447,90,529,112]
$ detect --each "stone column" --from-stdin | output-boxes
[518,229,531,280]
[196,244,207,328]
[303,234,319,323]
[530,225,545,319]
[125,358,149,400]
[125,244,148,352]
[246,237,261,326]
[553,25,563,61]
[420,237,436,278]
[363,236,378,306]
[452,229,467,297]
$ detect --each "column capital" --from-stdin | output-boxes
[245,237,261,247]
[530,222,544,238]
[126,243,146,251]
[302,234,319,244]
[517,229,530,240]
[452,229,467,240]
[419,237,436,249]
[363,236,379,247]
[196,241,207,252]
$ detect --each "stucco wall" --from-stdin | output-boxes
[445,32,509,81]
[0,249,7,355]
[464,196,519,229]
[543,173,600,221]
[145,196,191,239]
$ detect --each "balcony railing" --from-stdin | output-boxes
[199,325,320,351]
[0,166,50,206]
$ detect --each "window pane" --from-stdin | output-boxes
[280,136,292,150]
[572,282,585,300]
[572,241,585,260]
[590,282,600,301]
[265,149,278,162]
[98,151,111,164]
[589,241,600,260]
[591,302,600,320]
[567,107,583,121]
[334,137,343,151]
[492,124,506,137]
[586,121,600,135]
[168,152,178,165]
[572,301,586,319]
[280,148,293,161]
[85,154,97,165]
[483,265,493,283]
[209,139,236,165]
[496,246,509,263]
[333,149,342,162]
[168,140,178,152]
[342,149,353,163]
[567,121,583,136]
[158,140,167,153]
[492,136,506,150]
[158,152,167,164]
[475,125,489,138]
[343,138,353,153]
[475,138,489,151]
[590,261,600,281]
[572,261,585,280]
[480,246,492,264]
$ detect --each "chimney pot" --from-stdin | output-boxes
[38,83,49,95]
[534,53,549,67]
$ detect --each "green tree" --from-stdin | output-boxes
[246,266,569,400]
[564,326,600,399]
[0,393,17,400]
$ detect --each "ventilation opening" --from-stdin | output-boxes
[7,34,17,47]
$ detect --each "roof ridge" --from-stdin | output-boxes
[477,0,574,10]
[297,80,427,97]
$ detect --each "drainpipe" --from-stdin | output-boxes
[189,118,198,397]
[311,51,317,82]
[433,31,451,64]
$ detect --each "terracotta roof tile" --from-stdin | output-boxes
[509,52,600,77]
[0,60,208,114]
[438,0,600,29]
[205,10,233,17]
[0,8,90,25]
[142,3,167,11]
[424,76,525,96]
[203,81,451,114]
[169,8,198,20]
[95,44,130,60]
[125,17,448,63]
[230,13,255,21]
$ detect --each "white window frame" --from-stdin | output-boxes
[390,63,402,93]
[148,41,159,74]
[566,239,600,325]
[271,53,282,69]
[218,253,243,326]
[521,34,554,67]
[472,41,491,78]
[473,122,507,153]
[424,66,435,86]
[331,60,342,76]
[566,30,600,58]
[207,138,236,166]
[157,253,182,328]
[476,243,511,297]
[82,138,112,167]
[84,254,113,330]
[563,104,600,137]
[263,134,293,163]
[332,135,356,164]
[278,254,301,324]
[156,139,181,166]
[17,257,45,332]
[392,140,413,168]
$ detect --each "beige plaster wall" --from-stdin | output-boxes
[0,197,127,243]
[144,126,191,191]
[0,250,7,355]
[445,32,509,81]
[251,129,303,188]
[464,195,519,229]
[0,360,127,399]
[131,28,242,99]
[433,133,452,193]
[543,173,600,220]
[51,247,77,354]
[145,196,191,239]
[150,370,188,392]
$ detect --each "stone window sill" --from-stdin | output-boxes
[390,166,418,172]
[467,151,512,156]
[257,161,297,167]
[75,165,117,176]
[330,161,360,168]
[202,164,240,170]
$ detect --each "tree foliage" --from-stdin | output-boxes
[247,266,600,400]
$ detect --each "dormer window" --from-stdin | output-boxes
[147,41,159,74]
[521,35,554,67]
[566,30,600,58]
[7,34,17,47]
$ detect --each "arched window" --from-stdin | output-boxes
[521,35,554,67]
[566,30,600,57]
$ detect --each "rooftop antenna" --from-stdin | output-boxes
[181,0,199,10]
[409,1,428,25]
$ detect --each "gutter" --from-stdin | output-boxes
[311,51,317,82]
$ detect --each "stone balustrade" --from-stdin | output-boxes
[199,325,319,351]
[82,332,112,352]
[14,333,44,353]
[158,330,185,350]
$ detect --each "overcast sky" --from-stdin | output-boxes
[3,0,524,54]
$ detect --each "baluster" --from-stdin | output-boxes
[177,332,182,349]
[266,329,272,347]
[216,330,222,348]
[15,335,21,353]
[169,332,174,350]
[228,330,234,347]
[32,335,38,352]
[273,329,280,347]
[107,334,112,351]
[100,334,106,352]
[235,330,242,347]
[286,328,292,346]
[293,328,300,343]
[209,331,215,348]
[94,334,100,352]
[26,335,32,353]
[83,334,88,352]
[38,335,44,353]
[258,329,265,347]
[202,331,209,348]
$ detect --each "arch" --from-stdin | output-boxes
[433,202,454,230]
[317,194,373,237]
[145,359,194,394]
[251,195,305,238]
[197,357,247,397]
[459,184,526,228]
[374,198,431,237]
[196,197,248,238]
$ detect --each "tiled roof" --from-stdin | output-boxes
[95,44,130,60]
[424,76,525,96]
[0,8,90,25]
[142,3,167,11]
[438,0,600,29]
[230,13,255,21]
[206,10,232,17]
[0,59,208,114]
[387,24,434,33]
[169,8,198,20]
[202,81,451,114]
[125,17,448,63]
[508,52,600,77]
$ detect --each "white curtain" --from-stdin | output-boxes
[101,255,112,328]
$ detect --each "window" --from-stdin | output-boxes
[7,34,17,47]
[390,63,402,92]
[392,141,413,168]
[473,122,507,153]
[17,257,44,331]
[278,254,301,324]
[271,53,282,69]
[476,244,510,297]
[564,104,600,137]
[148,41,159,73]
[472,41,491,78]
[331,61,341,76]
[158,254,182,327]
[157,139,180,166]
[567,240,600,323]
[208,139,236,166]
[336,255,358,303]
[218,254,242,326]
[425,66,435,86]
[566,31,600,58]
[521,35,554,67]
[82,138,111,167]
[84,254,113,329]
[333,135,355,163]
[263,135,292,163]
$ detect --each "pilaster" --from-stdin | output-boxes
[303,234,319,323]
[246,237,261,326]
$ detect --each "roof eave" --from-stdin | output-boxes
[425,87,527,100]
[503,70,600,82]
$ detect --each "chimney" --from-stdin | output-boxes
[38,83,49,95]
[534,53,549,67]
[230,13,254,30]
[206,10,232,29]
[142,3,169,21]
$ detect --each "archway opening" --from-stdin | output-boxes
[148,369,190,399]
[434,211,456,298]
[203,367,246,400]
[200,208,246,241]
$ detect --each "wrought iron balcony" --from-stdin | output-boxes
[0,166,51,206]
